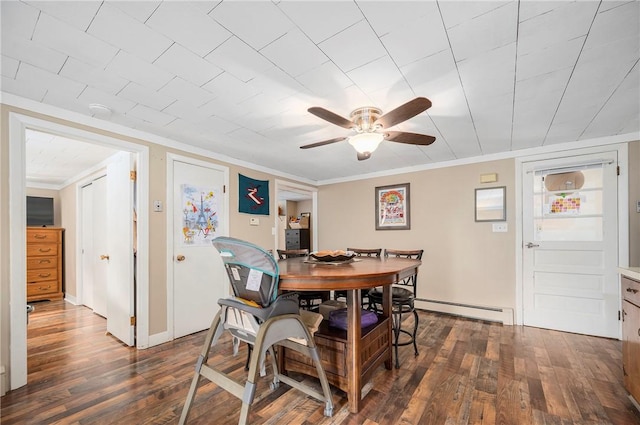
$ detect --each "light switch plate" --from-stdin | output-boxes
[250,218,259,226]
[492,223,508,232]
[636,200,640,213]
[153,200,162,212]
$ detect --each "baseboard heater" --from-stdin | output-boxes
[414,298,514,325]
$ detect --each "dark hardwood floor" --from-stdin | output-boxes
[1,300,639,425]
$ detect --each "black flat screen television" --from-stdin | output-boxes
[26,196,54,226]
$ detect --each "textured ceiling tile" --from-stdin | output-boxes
[17,62,85,97]
[24,0,101,31]
[518,2,599,55]
[457,43,516,101]
[296,61,353,97]
[358,1,437,37]
[202,72,260,104]
[439,1,513,29]
[205,36,273,83]
[126,104,176,126]
[118,82,175,111]
[32,13,118,68]
[1,55,19,78]
[516,37,584,82]
[1,36,68,74]
[106,50,174,91]
[319,20,387,73]
[260,28,328,77]
[347,55,406,94]
[277,1,362,43]
[154,43,223,87]
[146,2,230,57]
[60,58,129,95]
[209,1,293,50]
[109,1,161,22]
[447,2,517,62]
[158,77,215,107]
[1,1,40,40]
[1,76,46,102]
[586,1,639,47]
[88,3,172,63]
[380,18,449,67]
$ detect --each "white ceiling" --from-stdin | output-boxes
[2,1,639,184]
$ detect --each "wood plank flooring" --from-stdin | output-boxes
[1,300,639,425]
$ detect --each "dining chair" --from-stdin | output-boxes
[179,237,333,425]
[333,248,382,308]
[277,249,328,311]
[368,248,423,368]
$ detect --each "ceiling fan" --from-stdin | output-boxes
[301,97,436,160]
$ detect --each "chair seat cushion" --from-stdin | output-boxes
[368,287,414,302]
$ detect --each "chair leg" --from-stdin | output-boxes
[412,308,419,356]
[394,308,402,369]
[179,310,223,425]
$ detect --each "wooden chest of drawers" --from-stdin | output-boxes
[26,227,63,301]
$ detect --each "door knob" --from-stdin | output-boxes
[525,242,539,248]
[176,255,186,262]
[100,254,110,260]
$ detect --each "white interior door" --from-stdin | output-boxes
[92,176,108,317]
[522,152,619,338]
[172,160,227,338]
[81,183,94,310]
[106,152,135,346]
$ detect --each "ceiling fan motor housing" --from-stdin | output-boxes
[350,107,382,132]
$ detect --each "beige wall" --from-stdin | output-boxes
[629,141,640,266]
[318,159,517,310]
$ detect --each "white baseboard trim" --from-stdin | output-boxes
[147,331,170,348]
[415,298,514,325]
[64,294,78,305]
[1,365,6,396]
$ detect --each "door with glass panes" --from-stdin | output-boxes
[522,151,619,338]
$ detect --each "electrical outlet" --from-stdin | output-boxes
[250,218,259,226]
[492,223,508,232]
[153,200,162,212]
[636,200,640,213]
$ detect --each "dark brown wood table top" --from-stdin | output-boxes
[277,256,421,291]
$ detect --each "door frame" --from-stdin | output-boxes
[165,153,229,341]
[274,179,318,253]
[514,143,629,327]
[8,112,150,390]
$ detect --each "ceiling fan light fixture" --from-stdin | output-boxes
[348,132,384,154]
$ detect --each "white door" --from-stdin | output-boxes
[522,151,619,338]
[106,152,135,346]
[81,183,95,310]
[92,175,108,317]
[172,159,227,338]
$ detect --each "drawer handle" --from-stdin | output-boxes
[39,248,52,253]
[626,288,639,294]
[34,234,47,239]
[38,285,51,290]
[39,259,51,264]
[38,273,51,278]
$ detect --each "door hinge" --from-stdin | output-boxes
[223,185,226,193]
[619,310,621,321]
[617,165,620,176]
[130,316,136,326]
[130,170,137,181]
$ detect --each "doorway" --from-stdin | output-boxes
[274,180,318,253]
[519,148,624,338]
[8,112,150,390]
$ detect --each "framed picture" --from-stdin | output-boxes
[375,183,410,230]
[475,186,506,222]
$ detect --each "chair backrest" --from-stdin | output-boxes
[384,249,424,295]
[212,237,279,307]
[347,248,382,258]
[277,248,309,259]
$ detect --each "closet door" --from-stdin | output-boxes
[81,183,94,309]
[92,175,108,317]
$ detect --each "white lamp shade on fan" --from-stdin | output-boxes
[348,132,384,154]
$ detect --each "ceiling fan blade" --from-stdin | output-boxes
[384,131,436,146]
[308,107,354,129]
[300,136,347,149]
[375,97,432,129]
[357,152,371,161]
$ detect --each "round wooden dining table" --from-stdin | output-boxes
[277,255,422,413]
